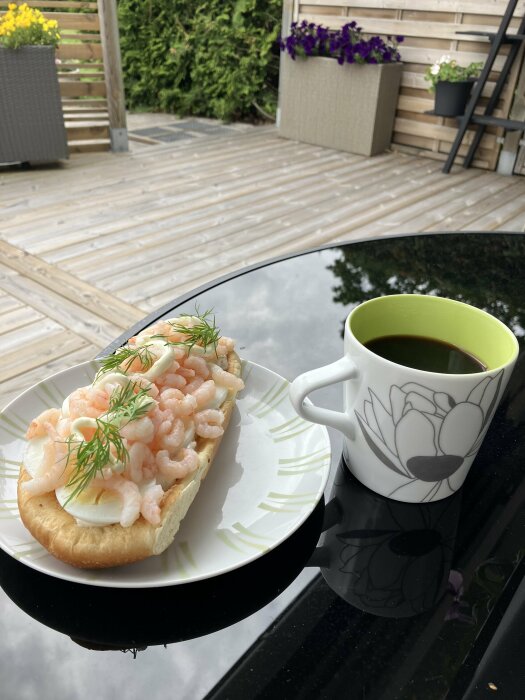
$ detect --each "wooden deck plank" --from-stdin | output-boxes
[0,317,64,354]
[0,343,101,409]
[0,265,127,347]
[0,128,278,208]
[424,181,525,232]
[1,140,334,244]
[0,306,44,335]
[0,241,144,328]
[350,171,513,237]
[62,155,431,277]
[0,293,23,316]
[18,146,367,254]
[94,158,440,294]
[1,329,89,384]
[136,168,487,310]
[44,151,397,264]
[462,191,525,230]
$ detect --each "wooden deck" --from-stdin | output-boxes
[1,120,525,409]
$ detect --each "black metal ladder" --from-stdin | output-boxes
[443,0,525,173]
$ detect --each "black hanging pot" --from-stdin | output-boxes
[434,79,474,117]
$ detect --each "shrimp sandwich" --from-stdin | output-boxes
[17,311,244,569]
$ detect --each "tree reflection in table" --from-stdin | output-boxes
[328,233,525,344]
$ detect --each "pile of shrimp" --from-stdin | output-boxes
[22,318,244,529]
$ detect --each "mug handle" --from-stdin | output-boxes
[289,356,358,439]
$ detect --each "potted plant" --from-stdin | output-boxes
[0,2,68,165]
[424,55,483,118]
[277,21,404,156]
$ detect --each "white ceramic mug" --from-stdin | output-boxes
[289,294,519,503]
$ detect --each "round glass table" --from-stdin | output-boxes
[1,232,524,699]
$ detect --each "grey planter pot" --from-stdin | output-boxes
[0,45,68,165]
[433,79,474,117]
[279,57,402,157]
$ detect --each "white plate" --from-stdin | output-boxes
[0,359,331,588]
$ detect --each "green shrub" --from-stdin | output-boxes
[118,0,281,122]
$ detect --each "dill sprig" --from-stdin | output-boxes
[63,384,153,504]
[153,306,221,354]
[64,420,127,505]
[95,344,157,379]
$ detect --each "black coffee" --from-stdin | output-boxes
[364,335,486,374]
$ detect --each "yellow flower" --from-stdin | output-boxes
[0,3,60,47]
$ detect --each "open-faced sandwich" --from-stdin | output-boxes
[17,310,244,569]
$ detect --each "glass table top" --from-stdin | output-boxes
[1,232,524,699]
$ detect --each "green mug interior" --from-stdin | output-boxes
[349,294,518,372]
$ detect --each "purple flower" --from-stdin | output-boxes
[278,20,403,66]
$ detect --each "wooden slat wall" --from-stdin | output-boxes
[292,1,525,171]
[0,0,110,153]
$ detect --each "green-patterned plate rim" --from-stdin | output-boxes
[0,359,331,588]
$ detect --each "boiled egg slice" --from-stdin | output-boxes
[208,385,228,409]
[55,482,123,526]
[55,479,158,527]
[23,436,50,478]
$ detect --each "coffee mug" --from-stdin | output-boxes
[289,294,519,503]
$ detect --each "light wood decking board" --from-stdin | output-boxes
[109,160,460,300]
[60,155,431,278]
[20,148,394,256]
[0,241,144,328]
[0,128,280,211]
[45,153,412,266]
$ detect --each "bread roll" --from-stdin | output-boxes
[17,350,242,569]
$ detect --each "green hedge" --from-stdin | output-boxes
[118,0,282,122]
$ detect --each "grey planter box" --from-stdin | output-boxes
[279,57,402,157]
[0,45,68,165]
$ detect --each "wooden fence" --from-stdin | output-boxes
[285,1,525,173]
[0,0,127,153]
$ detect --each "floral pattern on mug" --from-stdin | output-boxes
[354,370,504,501]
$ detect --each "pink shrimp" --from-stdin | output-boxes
[142,446,158,480]
[140,483,164,526]
[217,336,235,355]
[22,424,69,495]
[201,336,235,359]
[56,417,72,439]
[120,415,155,444]
[93,474,141,527]
[150,406,172,431]
[183,376,204,395]
[184,356,210,378]
[177,367,195,379]
[26,408,60,439]
[136,321,173,341]
[210,363,245,391]
[191,379,216,409]
[156,448,199,481]
[156,372,186,390]
[68,386,109,419]
[194,409,224,438]
[120,349,159,374]
[159,388,197,417]
[127,374,160,398]
[124,442,148,483]
[158,417,185,453]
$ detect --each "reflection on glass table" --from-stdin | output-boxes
[314,458,461,618]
